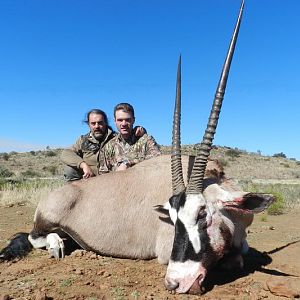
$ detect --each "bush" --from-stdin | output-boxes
[43,165,58,175]
[0,166,14,178]
[21,169,41,178]
[225,148,241,158]
[45,150,57,157]
[1,153,10,161]
[273,152,286,158]
[267,191,285,215]
[218,158,228,168]
[239,181,291,214]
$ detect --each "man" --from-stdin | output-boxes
[101,103,161,172]
[61,108,145,181]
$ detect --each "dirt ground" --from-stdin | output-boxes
[0,204,299,300]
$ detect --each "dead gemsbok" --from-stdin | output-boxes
[0,0,274,294]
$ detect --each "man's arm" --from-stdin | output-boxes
[118,134,161,169]
[61,137,85,168]
[61,136,95,178]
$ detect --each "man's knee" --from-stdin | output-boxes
[63,166,83,182]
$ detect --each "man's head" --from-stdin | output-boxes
[85,109,109,141]
[114,103,135,140]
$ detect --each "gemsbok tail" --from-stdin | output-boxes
[0,232,33,261]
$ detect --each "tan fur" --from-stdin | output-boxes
[35,155,241,262]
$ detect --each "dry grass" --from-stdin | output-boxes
[1,146,300,209]
[0,179,63,206]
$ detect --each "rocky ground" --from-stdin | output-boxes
[0,203,299,300]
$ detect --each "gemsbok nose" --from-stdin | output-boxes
[164,278,179,291]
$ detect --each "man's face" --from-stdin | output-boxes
[88,113,107,141]
[114,110,135,140]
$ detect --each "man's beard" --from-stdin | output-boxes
[93,130,105,141]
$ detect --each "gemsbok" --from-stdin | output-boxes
[0,0,274,294]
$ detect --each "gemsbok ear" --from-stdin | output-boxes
[153,204,174,225]
[153,204,169,216]
[222,193,275,214]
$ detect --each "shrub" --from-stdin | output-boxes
[267,191,285,215]
[43,165,58,175]
[21,169,41,178]
[225,148,241,158]
[2,153,10,161]
[218,158,228,168]
[280,162,290,168]
[45,150,57,157]
[273,152,286,158]
[30,151,36,156]
[0,166,14,178]
[239,181,291,214]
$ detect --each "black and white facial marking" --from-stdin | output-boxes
[165,192,234,293]
[168,192,211,262]
[165,192,213,293]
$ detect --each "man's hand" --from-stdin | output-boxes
[116,163,128,172]
[116,160,130,172]
[80,162,95,179]
[134,126,146,138]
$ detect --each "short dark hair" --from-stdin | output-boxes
[84,109,109,125]
[114,103,135,119]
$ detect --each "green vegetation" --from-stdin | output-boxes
[0,166,14,177]
[267,191,285,215]
[0,178,64,206]
[131,290,141,299]
[1,152,10,161]
[225,148,242,159]
[111,287,126,300]
[45,150,57,157]
[0,146,299,210]
[21,169,41,178]
[59,278,73,287]
[43,165,58,175]
[218,157,228,168]
[273,152,286,158]
[240,180,300,213]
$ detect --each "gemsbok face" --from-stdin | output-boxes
[164,189,274,293]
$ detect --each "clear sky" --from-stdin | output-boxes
[0,0,299,160]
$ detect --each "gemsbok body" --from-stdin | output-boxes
[0,0,274,294]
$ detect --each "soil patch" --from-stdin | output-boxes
[0,204,299,299]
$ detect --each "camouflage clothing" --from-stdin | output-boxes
[101,133,161,172]
[61,128,115,177]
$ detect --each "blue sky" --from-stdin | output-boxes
[0,0,299,160]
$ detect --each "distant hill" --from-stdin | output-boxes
[1,145,299,181]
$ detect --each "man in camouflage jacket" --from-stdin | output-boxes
[61,108,146,181]
[100,103,161,172]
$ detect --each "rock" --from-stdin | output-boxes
[89,253,97,259]
[70,249,86,257]
[267,278,300,298]
[0,295,10,300]
[75,268,84,275]
[35,291,49,300]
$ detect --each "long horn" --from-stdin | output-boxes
[186,0,245,194]
[171,55,185,195]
